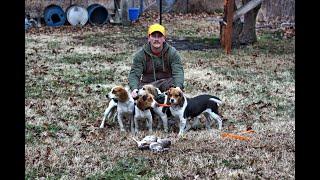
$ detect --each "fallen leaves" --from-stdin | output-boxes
[25,10,295,179]
[31,64,49,75]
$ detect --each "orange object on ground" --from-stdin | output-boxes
[240,129,255,134]
[221,132,251,141]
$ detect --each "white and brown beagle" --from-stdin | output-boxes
[100,85,135,133]
[167,87,223,136]
[138,84,171,132]
[133,93,156,133]
[138,84,162,97]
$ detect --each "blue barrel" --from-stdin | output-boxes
[87,4,108,25]
[128,8,139,21]
[43,4,66,27]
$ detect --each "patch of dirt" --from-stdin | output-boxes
[134,37,220,51]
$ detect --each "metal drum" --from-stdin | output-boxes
[66,4,89,26]
[87,4,109,25]
[44,4,66,27]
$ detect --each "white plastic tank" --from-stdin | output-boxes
[66,5,89,26]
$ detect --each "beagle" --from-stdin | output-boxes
[138,84,170,132]
[100,85,135,133]
[133,93,156,133]
[167,87,223,136]
[138,84,162,97]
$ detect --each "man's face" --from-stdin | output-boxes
[148,31,165,49]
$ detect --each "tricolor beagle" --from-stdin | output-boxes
[167,87,223,136]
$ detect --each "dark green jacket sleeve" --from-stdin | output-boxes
[170,49,184,88]
[128,51,144,90]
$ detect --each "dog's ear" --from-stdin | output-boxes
[151,88,157,97]
[178,95,185,107]
[118,88,129,101]
[167,88,172,96]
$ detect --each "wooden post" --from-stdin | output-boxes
[140,0,144,15]
[159,0,162,25]
[224,0,234,54]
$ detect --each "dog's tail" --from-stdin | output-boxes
[209,98,223,106]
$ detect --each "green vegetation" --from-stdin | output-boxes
[88,157,154,179]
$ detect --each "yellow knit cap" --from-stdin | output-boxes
[148,23,166,36]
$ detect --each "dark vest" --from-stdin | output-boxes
[141,51,172,83]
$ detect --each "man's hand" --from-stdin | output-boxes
[131,89,138,98]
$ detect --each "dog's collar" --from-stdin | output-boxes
[155,93,166,103]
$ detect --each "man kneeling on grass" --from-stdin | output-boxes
[128,23,185,99]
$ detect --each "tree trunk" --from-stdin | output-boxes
[220,0,261,48]
[231,2,243,47]
[239,0,261,44]
[221,0,243,48]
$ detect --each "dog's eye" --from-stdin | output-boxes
[142,88,145,90]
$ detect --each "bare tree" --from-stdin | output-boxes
[220,0,263,47]
[238,0,261,44]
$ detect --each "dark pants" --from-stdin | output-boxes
[139,77,174,92]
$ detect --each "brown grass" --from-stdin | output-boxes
[25,12,295,179]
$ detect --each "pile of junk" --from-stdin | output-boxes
[25,0,144,30]
[25,0,175,30]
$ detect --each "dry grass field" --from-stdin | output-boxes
[25,12,295,179]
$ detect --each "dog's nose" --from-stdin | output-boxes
[106,94,109,98]
[170,99,174,103]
